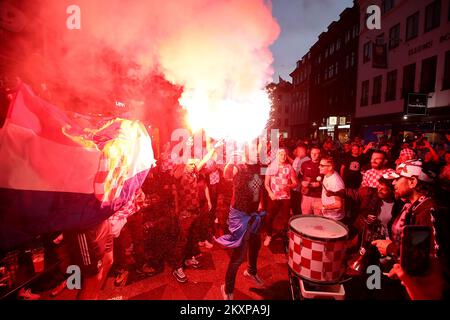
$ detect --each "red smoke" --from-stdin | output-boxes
[1,0,280,140]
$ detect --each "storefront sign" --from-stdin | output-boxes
[408,41,433,56]
[406,93,428,115]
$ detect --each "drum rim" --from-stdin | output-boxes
[288,214,349,242]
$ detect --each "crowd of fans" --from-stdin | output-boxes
[3,131,450,300]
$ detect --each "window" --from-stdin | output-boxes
[448,0,450,21]
[372,75,382,104]
[420,55,437,93]
[382,0,395,14]
[363,41,372,63]
[386,70,398,101]
[361,80,369,106]
[330,43,335,55]
[389,23,400,49]
[376,33,385,45]
[350,52,356,67]
[345,30,351,43]
[425,0,441,32]
[406,12,419,41]
[285,119,289,126]
[443,51,450,90]
[402,63,416,98]
[346,54,350,69]
[336,38,341,50]
[335,62,339,75]
[285,105,289,113]
[352,24,359,38]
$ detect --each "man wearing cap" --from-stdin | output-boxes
[372,160,438,258]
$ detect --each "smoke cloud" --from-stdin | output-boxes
[2,0,280,140]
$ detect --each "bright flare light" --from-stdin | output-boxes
[179,89,271,143]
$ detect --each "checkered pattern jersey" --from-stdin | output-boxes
[177,173,200,214]
[361,168,395,188]
[288,231,347,282]
[205,159,220,185]
[399,148,416,161]
[270,164,294,200]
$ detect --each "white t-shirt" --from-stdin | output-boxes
[321,171,345,221]
[379,201,394,230]
[292,156,310,191]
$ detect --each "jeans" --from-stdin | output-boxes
[224,217,261,294]
[290,191,302,216]
[170,213,201,269]
[266,199,290,237]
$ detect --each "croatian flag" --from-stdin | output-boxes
[0,82,155,251]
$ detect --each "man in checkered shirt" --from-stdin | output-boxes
[264,148,298,247]
[171,159,204,283]
[360,150,395,189]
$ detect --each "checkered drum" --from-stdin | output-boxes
[288,215,348,283]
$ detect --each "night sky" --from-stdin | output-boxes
[271,0,354,82]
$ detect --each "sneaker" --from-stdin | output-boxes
[114,269,129,287]
[204,240,213,249]
[50,280,67,297]
[172,268,187,283]
[17,287,40,300]
[220,284,233,300]
[263,236,271,247]
[243,270,264,287]
[136,263,157,276]
[184,256,200,269]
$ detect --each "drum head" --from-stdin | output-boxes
[289,215,348,241]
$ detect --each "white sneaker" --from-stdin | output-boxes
[263,236,271,247]
[220,284,233,300]
[243,270,264,287]
[173,268,187,283]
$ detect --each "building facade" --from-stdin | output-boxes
[290,53,311,138]
[267,77,293,138]
[354,0,450,142]
[308,2,360,142]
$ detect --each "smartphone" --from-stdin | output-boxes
[400,226,431,276]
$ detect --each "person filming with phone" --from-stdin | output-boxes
[372,160,448,299]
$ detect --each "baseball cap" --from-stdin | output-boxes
[382,160,434,183]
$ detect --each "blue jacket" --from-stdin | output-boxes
[214,207,266,248]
